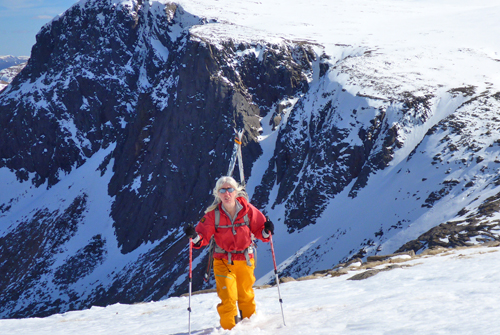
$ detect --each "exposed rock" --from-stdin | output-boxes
[53,235,106,286]
[109,35,312,253]
[296,274,326,281]
[280,277,296,283]
[366,250,415,262]
[328,269,349,277]
[0,194,88,318]
[397,192,500,254]
[348,269,381,281]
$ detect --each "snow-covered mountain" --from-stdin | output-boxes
[0,64,26,88]
[1,0,500,319]
[1,243,499,334]
[0,56,28,71]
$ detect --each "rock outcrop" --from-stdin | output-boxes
[0,0,316,318]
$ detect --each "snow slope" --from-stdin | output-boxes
[178,0,500,91]
[175,0,500,280]
[1,244,498,334]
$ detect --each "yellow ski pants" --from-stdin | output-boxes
[213,258,256,330]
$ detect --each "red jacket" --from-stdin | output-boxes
[194,197,270,261]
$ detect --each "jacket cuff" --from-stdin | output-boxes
[192,234,201,244]
[262,229,270,239]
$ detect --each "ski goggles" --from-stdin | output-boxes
[218,187,235,194]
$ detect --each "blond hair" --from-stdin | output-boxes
[205,176,248,213]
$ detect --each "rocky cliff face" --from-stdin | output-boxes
[1,0,500,319]
[0,0,315,318]
[108,25,313,254]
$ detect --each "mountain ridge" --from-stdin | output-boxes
[1,0,500,319]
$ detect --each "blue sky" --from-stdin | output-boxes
[0,0,78,56]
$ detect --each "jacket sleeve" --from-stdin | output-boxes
[248,203,270,243]
[193,211,215,249]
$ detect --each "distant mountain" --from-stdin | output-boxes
[1,0,499,320]
[0,62,27,90]
[0,55,29,71]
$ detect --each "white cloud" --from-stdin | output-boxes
[0,0,43,10]
[33,15,53,20]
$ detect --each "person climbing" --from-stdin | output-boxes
[184,175,274,330]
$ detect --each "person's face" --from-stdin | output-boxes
[218,182,237,207]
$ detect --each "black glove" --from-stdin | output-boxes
[184,224,198,239]
[264,217,274,235]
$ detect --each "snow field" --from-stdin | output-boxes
[1,244,499,334]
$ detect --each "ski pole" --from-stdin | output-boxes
[188,238,193,334]
[270,234,286,326]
